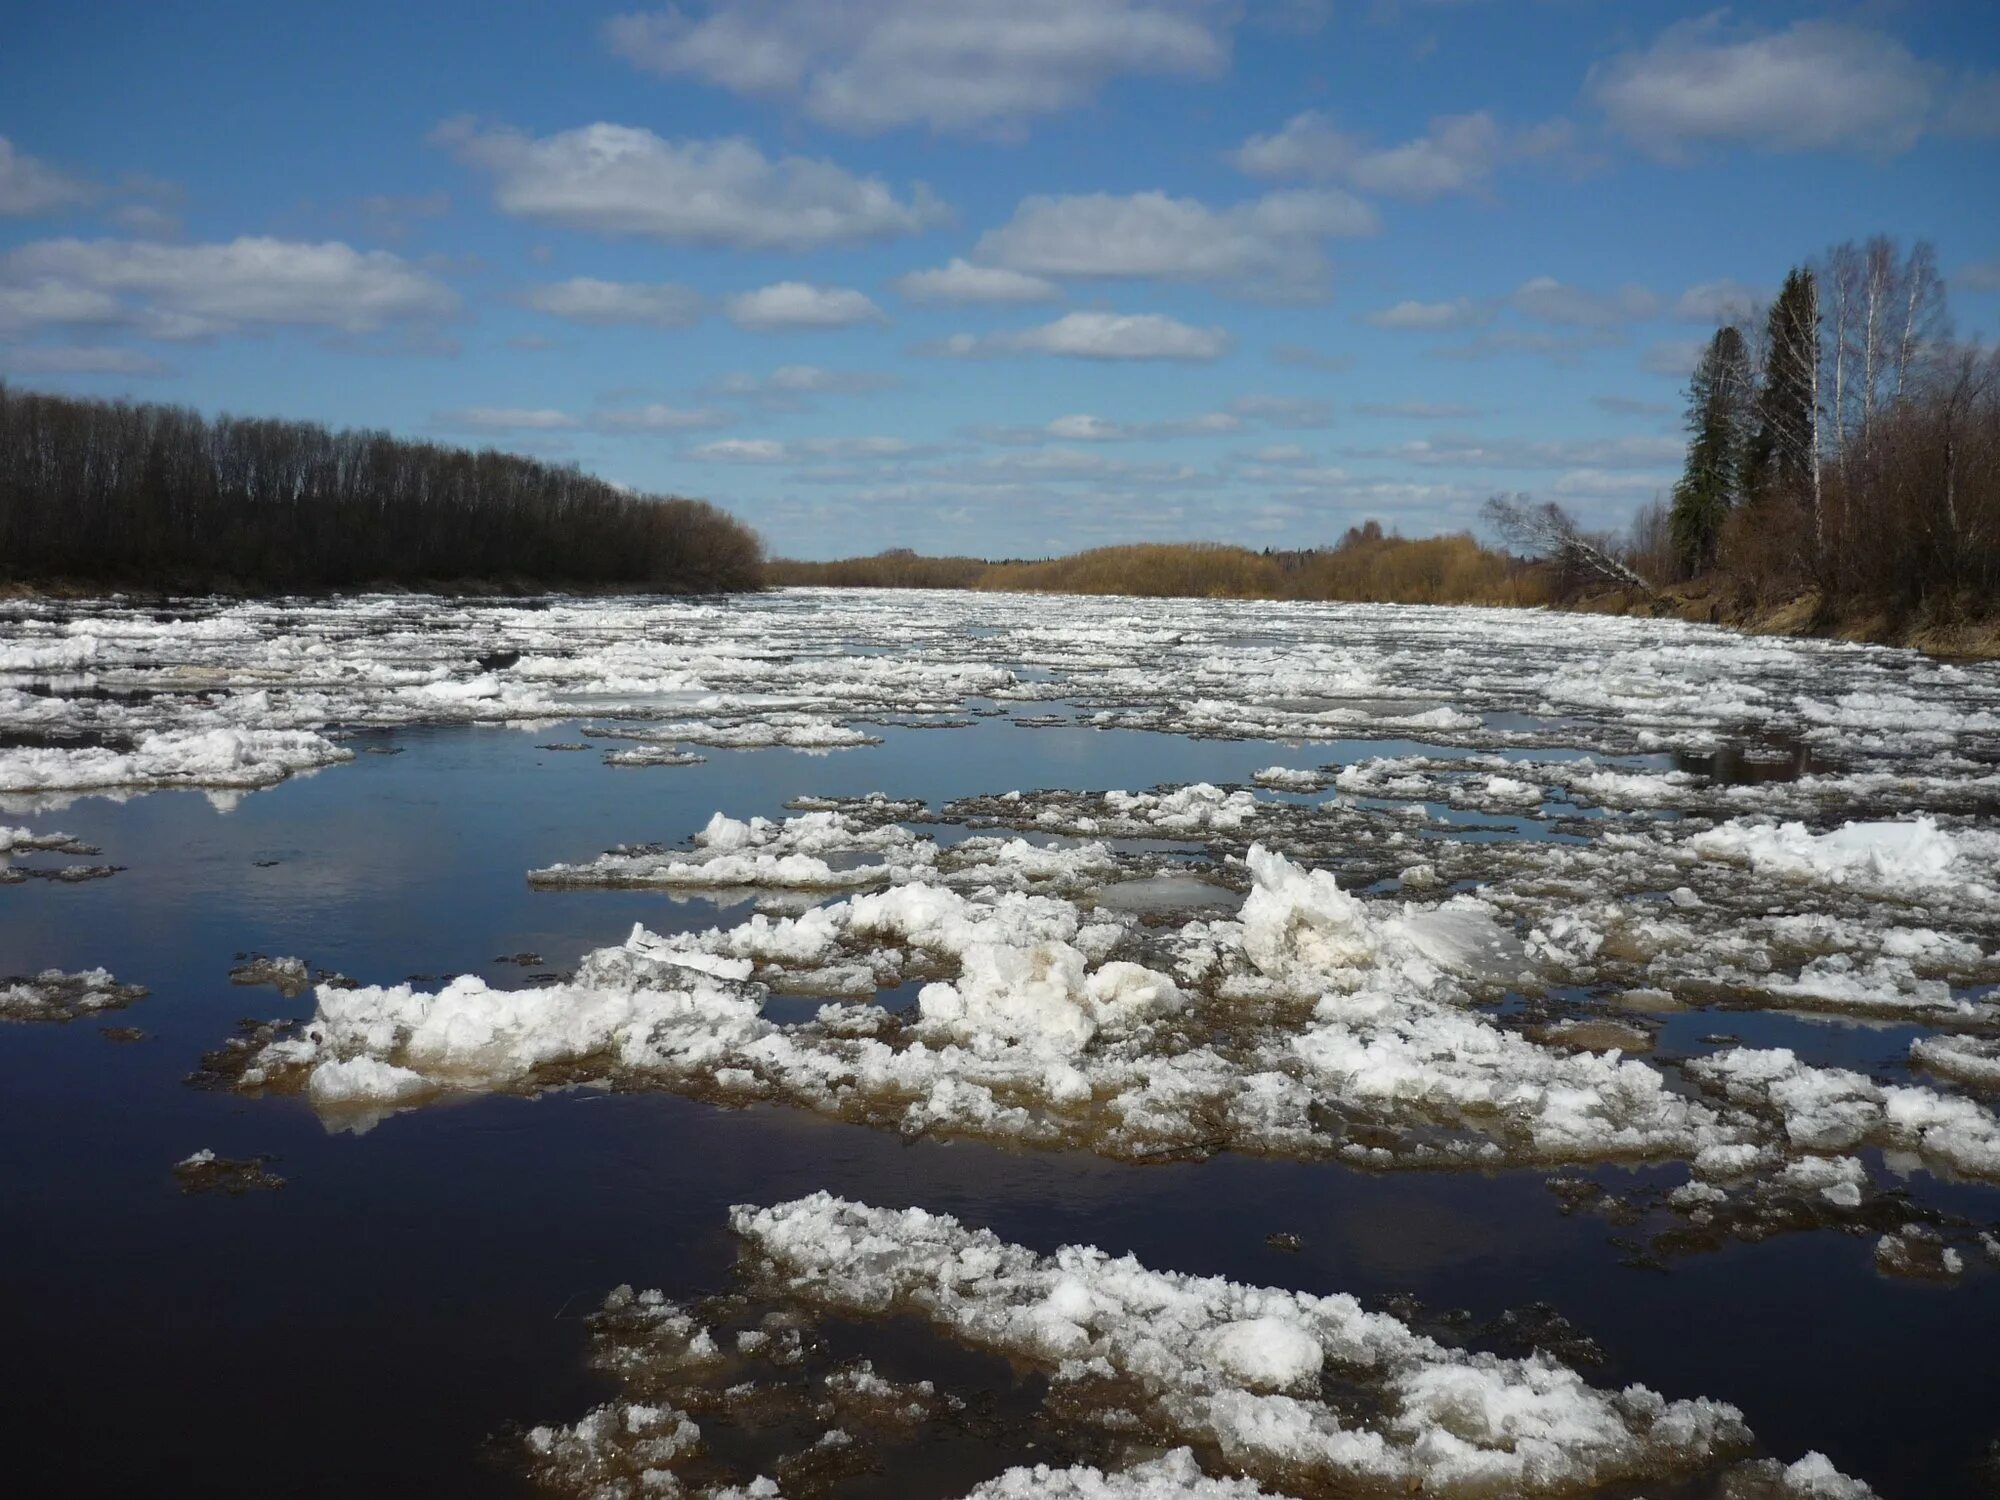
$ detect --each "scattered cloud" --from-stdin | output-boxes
[1346,432,1683,469]
[1593,394,1674,418]
[0,138,94,218]
[596,403,730,432]
[1269,343,1353,372]
[1674,277,1766,324]
[724,281,887,331]
[1589,18,1967,160]
[1511,275,1659,327]
[1957,257,2000,293]
[935,310,1232,362]
[1641,337,1707,377]
[1229,393,1337,429]
[1233,109,1575,200]
[1356,400,1484,419]
[688,438,793,463]
[893,258,1060,304]
[432,118,947,249]
[523,277,703,328]
[1363,296,1487,330]
[969,188,1377,297]
[0,344,167,376]
[0,236,459,338]
[1430,328,1621,364]
[603,0,1230,136]
[435,406,578,432]
[977,409,1241,444]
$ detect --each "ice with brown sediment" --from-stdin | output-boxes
[1,967,148,1023]
[511,1191,1875,1499]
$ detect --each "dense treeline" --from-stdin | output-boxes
[766,549,993,589]
[770,528,1549,606]
[0,385,763,593]
[1646,236,1999,615]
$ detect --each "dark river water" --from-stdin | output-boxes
[3,715,1994,1496]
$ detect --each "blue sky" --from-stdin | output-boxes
[4,1,1997,559]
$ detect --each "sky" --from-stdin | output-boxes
[4,1,1998,560]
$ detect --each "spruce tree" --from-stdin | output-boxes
[1750,266,1825,562]
[1670,325,1751,575]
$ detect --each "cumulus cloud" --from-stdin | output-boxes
[603,0,1229,136]
[937,310,1232,361]
[432,118,946,249]
[1363,297,1486,330]
[1511,275,1659,327]
[1589,18,1955,159]
[0,138,94,218]
[970,188,1377,296]
[523,277,703,328]
[724,282,887,331]
[0,236,458,338]
[1233,110,1574,199]
[893,258,1060,304]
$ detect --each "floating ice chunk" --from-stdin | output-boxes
[1910,1034,2000,1087]
[0,967,147,1022]
[729,1193,1818,1495]
[0,728,352,795]
[964,1450,1275,1498]
[1688,816,1995,900]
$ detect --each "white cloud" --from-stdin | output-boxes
[1363,297,1486,330]
[971,188,1376,296]
[893,258,1060,304]
[596,404,729,431]
[0,138,93,218]
[0,344,166,376]
[433,118,946,249]
[1958,257,2000,293]
[435,407,579,432]
[724,282,887,331]
[1512,276,1659,327]
[603,0,1229,136]
[1233,110,1573,199]
[1589,18,1941,159]
[523,277,702,327]
[689,438,791,463]
[0,237,458,338]
[943,311,1232,362]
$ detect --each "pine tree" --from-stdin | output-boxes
[1750,266,1824,564]
[1670,325,1751,575]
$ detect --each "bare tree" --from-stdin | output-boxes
[1482,494,1660,600]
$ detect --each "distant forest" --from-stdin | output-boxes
[777,236,1999,641]
[0,385,763,594]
